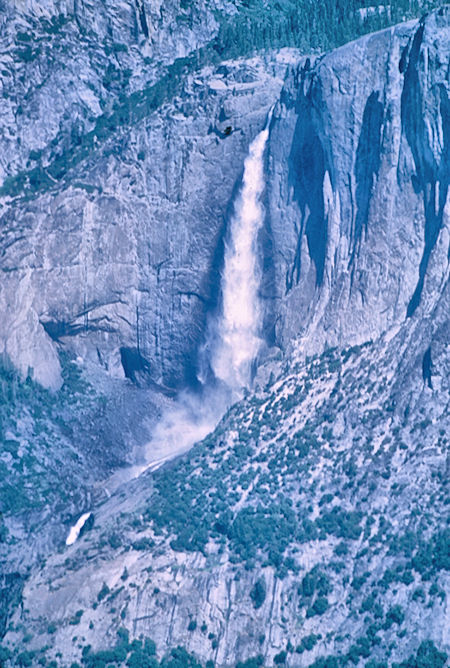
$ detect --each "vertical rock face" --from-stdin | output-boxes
[266,9,449,358]
[0,0,286,389]
[2,1,448,393]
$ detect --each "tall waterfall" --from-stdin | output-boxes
[210,118,271,392]
[135,112,272,476]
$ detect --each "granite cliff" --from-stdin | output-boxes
[265,9,449,360]
[0,2,449,667]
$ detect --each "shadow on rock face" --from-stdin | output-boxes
[120,346,176,396]
[288,90,327,290]
[401,23,450,317]
[352,90,384,262]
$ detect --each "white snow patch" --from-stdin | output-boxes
[66,512,91,546]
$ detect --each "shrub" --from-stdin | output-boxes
[236,657,264,668]
[306,596,329,617]
[126,638,157,668]
[274,650,287,664]
[300,568,331,601]
[160,646,203,667]
[296,634,320,653]
[69,609,84,625]
[132,537,154,551]
[395,641,448,668]
[414,641,447,668]
[97,582,110,602]
[317,507,362,540]
[16,652,36,667]
[383,605,404,630]
[309,657,339,668]
[346,636,372,663]
[250,578,266,609]
[0,646,12,661]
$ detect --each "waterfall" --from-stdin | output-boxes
[210,117,271,392]
[133,111,273,477]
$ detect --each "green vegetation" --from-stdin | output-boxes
[0,351,104,538]
[296,633,321,653]
[10,637,445,668]
[274,650,287,664]
[236,658,264,668]
[0,646,12,661]
[316,507,363,540]
[70,632,206,668]
[0,54,194,199]
[1,328,448,665]
[250,577,266,609]
[212,0,439,59]
[299,567,331,618]
[306,596,329,618]
[97,583,110,603]
[116,341,448,667]
[394,641,448,668]
[69,609,84,625]
[382,605,404,630]
[80,632,156,668]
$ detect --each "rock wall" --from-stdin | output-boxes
[2,4,449,393]
[266,8,449,359]
[0,0,287,389]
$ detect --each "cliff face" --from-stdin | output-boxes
[0,4,449,668]
[0,0,285,391]
[1,4,449,394]
[265,8,449,359]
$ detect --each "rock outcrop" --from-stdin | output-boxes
[0,0,287,390]
[265,8,449,360]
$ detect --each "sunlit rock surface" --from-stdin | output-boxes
[266,9,449,359]
[0,0,287,389]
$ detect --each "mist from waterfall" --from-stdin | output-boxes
[139,113,272,473]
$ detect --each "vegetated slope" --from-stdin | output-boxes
[2,292,448,666]
[211,0,445,57]
[0,349,171,643]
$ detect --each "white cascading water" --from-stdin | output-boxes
[145,118,272,468]
[142,115,272,469]
[88,112,273,509]
[210,119,270,392]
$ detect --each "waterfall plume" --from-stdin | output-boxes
[140,111,272,473]
[210,118,271,392]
